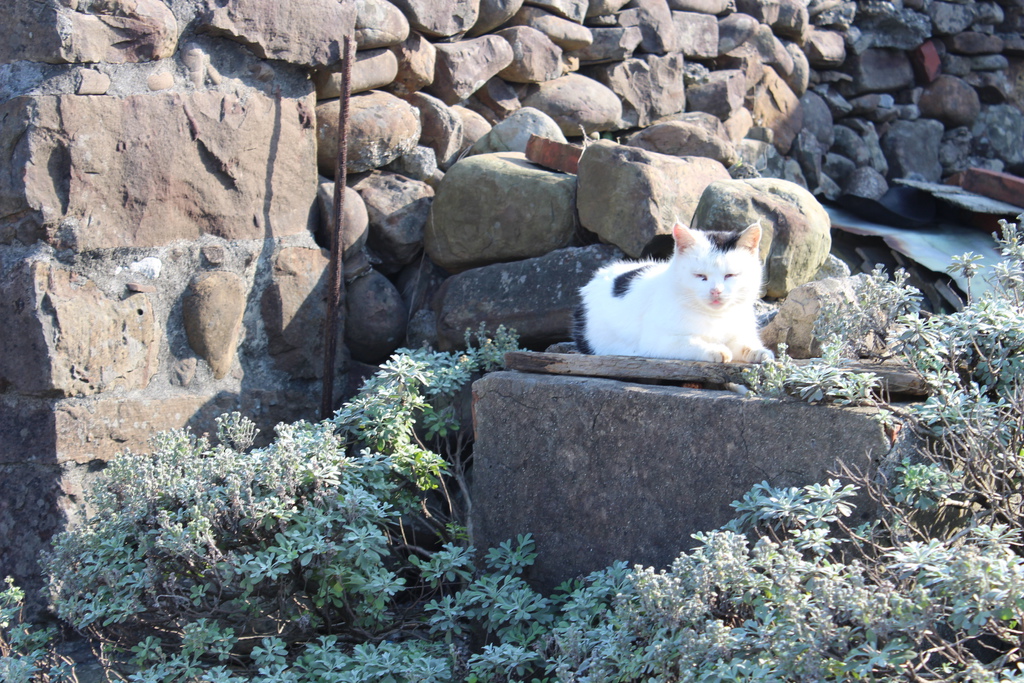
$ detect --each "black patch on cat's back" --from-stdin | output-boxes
[704,230,742,252]
[612,265,652,297]
[572,304,594,354]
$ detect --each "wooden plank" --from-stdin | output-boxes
[503,351,929,396]
[951,167,1024,211]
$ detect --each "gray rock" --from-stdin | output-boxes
[773,0,809,42]
[389,0,480,38]
[804,28,845,67]
[316,181,370,255]
[791,130,826,193]
[842,165,888,200]
[782,40,810,98]
[403,91,465,170]
[939,126,973,176]
[470,0,527,36]
[496,26,564,84]
[584,53,687,128]
[855,8,932,51]
[346,268,407,364]
[822,152,856,188]
[735,0,780,24]
[429,36,515,105]
[352,171,434,273]
[691,177,832,298]
[841,48,914,96]
[810,0,855,29]
[470,107,567,155]
[384,145,441,182]
[471,371,889,594]
[588,0,634,16]
[433,244,623,350]
[929,1,975,35]
[568,26,643,64]
[971,105,1024,171]
[397,255,449,316]
[527,0,590,22]
[717,12,759,55]
[667,0,734,12]
[685,69,747,120]
[576,140,732,257]
[354,0,410,49]
[317,91,421,175]
[759,275,863,358]
[880,118,945,182]
[617,0,680,54]
[671,11,719,59]
[626,120,739,166]
[800,90,834,148]
[521,73,623,135]
[425,153,579,272]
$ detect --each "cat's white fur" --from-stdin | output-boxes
[575,222,774,364]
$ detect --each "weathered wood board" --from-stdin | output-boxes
[503,351,928,396]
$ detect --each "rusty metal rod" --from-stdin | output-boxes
[321,35,354,420]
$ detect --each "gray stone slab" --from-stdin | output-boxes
[471,371,892,593]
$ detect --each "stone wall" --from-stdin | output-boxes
[1,0,1021,602]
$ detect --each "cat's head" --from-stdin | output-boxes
[670,222,765,312]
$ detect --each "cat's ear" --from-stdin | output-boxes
[672,223,698,253]
[736,221,762,253]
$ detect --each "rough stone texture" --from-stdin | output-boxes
[469,107,567,155]
[928,1,975,36]
[855,7,931,51]
[315,183,370,256]
[748,67,804,154]
[0,0,179,65]
[354,0,411,49]
[841,49,915,96]
[718,12,759,55]
[568,27,643,65]
[351,171,434,273]
[314,49,400,98]
[1,91,317,249]
[668,0,732,12]
[261,246,333,379]
[521,73,623,135]
[774,0,809,42]
[507,6,594,50]
[183,271,247,380]
[434,244,623,350]
[471,0,528,36]
[429,36,516,105]
[691,178,832,298]
[425,153,579,273]
[472,372,889,593]
[880,119,945,183]
[0,260,159,397]
[317,91,421,175]
[672,11,719,59]
[736,0,781,24]
[972,105,1024,171]
[386,32,437,96]
[626,120,738,167]
[345,268,407,363]
[618,0,679,55]
[403,91,465,169]
[945,32,1004,56]
[389,0,480,38]
[576,140,731,258]
[496,26,564,84]
[686,69,747,120]
[783,41,810,98]
[842,165,889,200]
[800,90,834,148]
[918,75,981,129]
[804,28,845,67]
[585,53,687,128]
[759,276,862,358]
[453,105,494,148]
[200,0,356,67]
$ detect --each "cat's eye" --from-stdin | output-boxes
[725,273,736,279]
[695,274,708,281]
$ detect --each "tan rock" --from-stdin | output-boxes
[200,0,356,67]
[183,271,247,380]
[76,68,110,95]
[506,6,594,51]
[314,49,400,98]
[403,92,465,169]
[521,73,622,135]
[387,32,437,96]
[1,91,317,249]
[626,120,739,167]
[0,260,159,398]
[0,0,178,64]
[576,140,732,258]
[390,0,480,38]
[354,0,410,49]
[315,183,370,256]
[352,171,434,272]
[748,67,803,154]
[261,247,334,379]
[584,53,686,128]
[470,0,527,36]
[146,71,174,91]
[759,276,862,358]
[452,105,493,148]
[429,36,516,105]
[316,91,422,175]
[496,26,564,84]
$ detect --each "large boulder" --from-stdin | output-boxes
[351,171,434,273]
[748,67,804,154]
[353,0,410,50]
[880,119,945,182]
[316,91,421,175]
[691,178,832,298]
[403,91,465,169]
[346,269,408,364]
[429,36,515,105]
[425,153,579,272]
[918,75,981,128]
[433,244,623,350]
[625,120,738,167]
[496,26,564,84]
[388,0,480,38]
[0,91,317,249]
[469,107,567,155]
[759,276,864,358]
[584,53,687,128]
[576,140,732,258]
[520,74,623,135]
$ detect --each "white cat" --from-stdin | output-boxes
[573,222,774,364]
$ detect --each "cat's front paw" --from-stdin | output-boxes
[702,345,733,363]
[742,346,775,364]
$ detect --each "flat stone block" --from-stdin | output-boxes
[471,372,891,593]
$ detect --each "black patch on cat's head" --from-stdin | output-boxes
[572,304,594,355]
[704,230,742,252]
[612,265,652,297]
